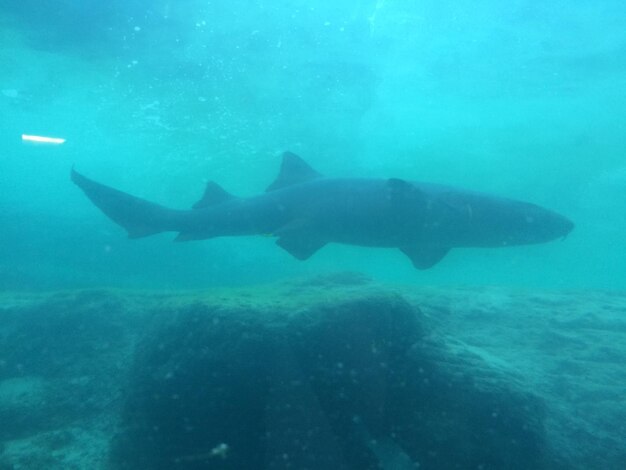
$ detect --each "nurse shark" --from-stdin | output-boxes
[71,152,573,269]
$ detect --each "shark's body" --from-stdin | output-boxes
[72,152,573,269]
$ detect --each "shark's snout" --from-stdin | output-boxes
[557,216,575,241]
[528,208,575,243]
[562,217,575,236]
[549,211,574,236]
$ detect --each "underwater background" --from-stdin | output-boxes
[1,2,626,470]
[1,0,625,290]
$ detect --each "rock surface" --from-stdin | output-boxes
[0,278,624,469]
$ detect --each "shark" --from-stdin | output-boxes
[71,152,573,269]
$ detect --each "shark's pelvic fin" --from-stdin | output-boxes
[276,236,327,260]
[193,181,236,209]
[266,151,322,192]
[400,245,450,269]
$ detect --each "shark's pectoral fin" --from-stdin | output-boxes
[400,245,450,269]
[276,236,327,260]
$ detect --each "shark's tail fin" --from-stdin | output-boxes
[71,168,178,238]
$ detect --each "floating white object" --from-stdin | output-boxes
[22,134,66,144]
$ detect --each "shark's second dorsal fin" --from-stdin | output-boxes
[193,181,235,209]
[266,152,322,192]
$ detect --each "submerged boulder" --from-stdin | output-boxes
[4,284,624,469]
[0,290,137,468]
[110,292,561,470]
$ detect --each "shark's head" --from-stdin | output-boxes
[500,201,575,245]
[437,193,575,247]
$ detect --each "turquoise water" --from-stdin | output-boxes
[1,0,625,290]
[1,4,626,469]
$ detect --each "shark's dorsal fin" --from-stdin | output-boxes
[266,152,322,192]
[193,181,235,209]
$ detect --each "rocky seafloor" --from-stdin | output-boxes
[0,274,624,469]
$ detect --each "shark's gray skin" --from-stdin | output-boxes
[71,152,574,269]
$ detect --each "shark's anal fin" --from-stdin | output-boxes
[193,181,235,209]
[276,236,327,260]
[266,152,322,192]
[400,245,450,269]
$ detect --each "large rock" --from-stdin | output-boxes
[110,292,561,469]
[0,290,138,468]
[5,282,621,469]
